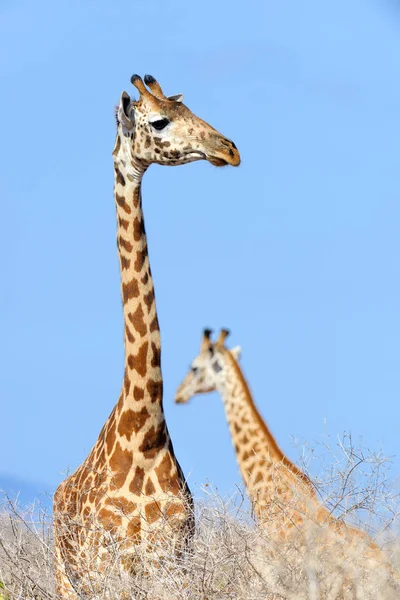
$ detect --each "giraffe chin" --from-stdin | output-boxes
[208,157,229,167]
[175,396,189,404]
[184,151,229,167]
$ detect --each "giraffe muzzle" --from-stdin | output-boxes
[207,137,240,167]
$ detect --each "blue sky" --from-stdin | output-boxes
[1,0,400,502]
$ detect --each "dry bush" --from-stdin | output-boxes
[0,437,399,599]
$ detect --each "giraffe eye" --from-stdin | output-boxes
[191,367,199,374]
[151,118,170,131]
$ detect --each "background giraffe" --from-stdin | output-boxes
[175,329,392,561]
[53,76,240,598]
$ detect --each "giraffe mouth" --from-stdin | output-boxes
[208,157,229,167]
[185,151,228,167]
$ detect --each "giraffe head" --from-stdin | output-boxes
[175,329,241,404]
[113,74,240,168]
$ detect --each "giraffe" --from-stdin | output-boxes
[53,75,240,598]
[175,329,393,565]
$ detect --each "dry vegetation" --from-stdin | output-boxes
[1,435,399,600]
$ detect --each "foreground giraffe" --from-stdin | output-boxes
[53,76,240,598]
[175,329,393,563]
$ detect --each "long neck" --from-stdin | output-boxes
[111,138,166,457]
[218,354,314,498]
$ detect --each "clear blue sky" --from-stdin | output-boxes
[1,0,400,501]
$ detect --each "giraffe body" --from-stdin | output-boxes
[53,77,240,598]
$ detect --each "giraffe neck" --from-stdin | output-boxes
[218,354,314,498]
[107,135,168,468]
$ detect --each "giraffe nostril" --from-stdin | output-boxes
[220,138,237,151]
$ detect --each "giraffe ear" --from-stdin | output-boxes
[168,93,184,103]
[118,92,134,130]
[230,346,242,361]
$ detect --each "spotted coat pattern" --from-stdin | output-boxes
[175,330,390,565]
[53,76,240,599]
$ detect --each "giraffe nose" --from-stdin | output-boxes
[220,137,235,149]
[213,137,240,166]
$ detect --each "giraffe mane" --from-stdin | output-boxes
[226,352,317,496]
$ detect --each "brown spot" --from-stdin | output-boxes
[147,378,162,403]
[88,489,97,504]
[165,503,185,519]
[122,279,140,302]
[124,371,131,395]
[139,422,166,459]
[143,288,155,313]
[118,407,151,440]
[98,508,122,531]
[82,474,93,491]
[97,422,107,444]
[121,255,131,270]
[134,246,147,272]
[144,135,151,148]
[150,342,161,368]
[145,478,156,495]
[149,315,159,332]
[128,304,147,336]
[109,442,132,488]
[125,325,135,343]
[117,394,124,411]
[127,342,148,377]
[133,217,144,242]
[106,420,116,455]
[141,272,149,285]
[255,471,263,484]
[115,167,126,186]
[242,450,251,462]
[241,434,249,445]
[145,500,162,524]
[234,422,241,434]
[132,189,140,209]
[133,385,144,401]
[127,515,141,540]
[245,463,255,476]
[119,236,133,253]
[155,453,174,493]
[106,496,136,515]
[95,447,106,470]
[118,216,129,230]
[129,466,145,495]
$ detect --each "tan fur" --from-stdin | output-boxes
[176,329,393,570]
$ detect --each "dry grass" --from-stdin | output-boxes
[1,436,399,599]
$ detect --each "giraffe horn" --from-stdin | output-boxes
[130,74,152,98]
[144,74,168,100]
[216,328,230,348]
[201,328,213,352]
[144,74,184,103]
